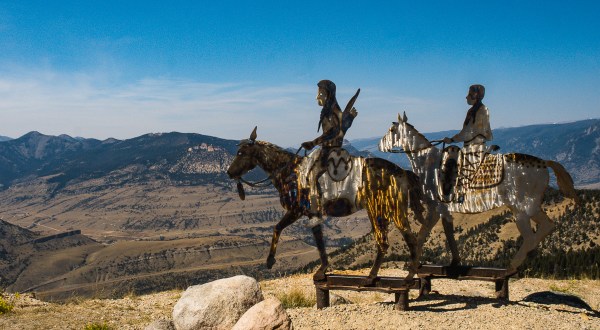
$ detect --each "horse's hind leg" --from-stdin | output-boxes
[401,230,420,280]
[531,209,555,246]
[311,224,329,281]
[507,211,537,276]
[365,245,387,286]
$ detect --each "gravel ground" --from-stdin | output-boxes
[264,269,600,330]
[1,268,599,329]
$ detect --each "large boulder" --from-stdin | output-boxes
[173,275,263,330]
[232,298,293,330]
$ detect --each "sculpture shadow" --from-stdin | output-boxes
[389,291,599,317]
[395,293,510,312]
[518,291,599,317]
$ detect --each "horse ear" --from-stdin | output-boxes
[397,112,405,123]
[250,126,257,141]
[403,111,408,122]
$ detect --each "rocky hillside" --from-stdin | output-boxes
[352,118,600,187]
[0,131,240,190]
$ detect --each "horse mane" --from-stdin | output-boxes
[403,121,432,146]
[256,140,296,156]
[254,141,301,171]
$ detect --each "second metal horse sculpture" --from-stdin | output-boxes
[227,127,431,283]
[379,112,579,275]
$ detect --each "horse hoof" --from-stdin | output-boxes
[266,256,276,269]
[313,271,326,282]
[404,273,416,282]
[362,276,376,286]
[505,268,518,277]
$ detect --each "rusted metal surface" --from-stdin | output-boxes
[418,264,511,300]
[418,264,507,280]
[314,274,420,311]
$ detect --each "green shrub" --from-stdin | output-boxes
[0,295,15,315]
[83,322,111,330]
[276,288,315,308]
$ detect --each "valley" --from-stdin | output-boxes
[1,120,599,301]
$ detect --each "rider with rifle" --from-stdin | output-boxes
[301,80,359,225]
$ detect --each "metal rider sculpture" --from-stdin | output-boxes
[227,127,432,283]
[300,80,359,227]
[380,112,579,276]
[441,84,498,203]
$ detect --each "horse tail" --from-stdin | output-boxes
[546,160,580,205]
[405,170,425,219]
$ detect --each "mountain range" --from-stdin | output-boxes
[0,131,240,191]
[1,118,599,190]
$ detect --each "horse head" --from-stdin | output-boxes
[227,126,260,180]
[379,112,432,153]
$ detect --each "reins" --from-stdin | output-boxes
[387,139,444,154]
[238,176,273,188]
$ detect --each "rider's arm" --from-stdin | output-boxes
[312,116,341,146]
[450,106,492,143]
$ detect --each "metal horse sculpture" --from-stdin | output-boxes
[227,127,430,282]
[379,112,579,275]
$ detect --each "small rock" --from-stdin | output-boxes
[313,293,351,308]
[330,293,351,306]
[173,275,264,330]
[232,298,293,330]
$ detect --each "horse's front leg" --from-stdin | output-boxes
[441,214,460,266]
[401,230,419,281]
[311,224,328,281]
[267,210,300,269]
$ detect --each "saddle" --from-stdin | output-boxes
[438,145,504,202]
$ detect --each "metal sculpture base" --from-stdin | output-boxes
[417,264,511,300]
[314,274,421,311]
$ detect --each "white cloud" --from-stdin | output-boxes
[0,69,443,146]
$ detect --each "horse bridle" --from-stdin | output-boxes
[235,143,308,190]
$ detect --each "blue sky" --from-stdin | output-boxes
[1,1,599,146]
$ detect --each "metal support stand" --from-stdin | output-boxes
[315,285,330,309]
[314,274,420,311]
[495,277,509,300]
[418,264,512,301]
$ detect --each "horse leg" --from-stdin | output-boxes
[311,224,329,281]
[365,245,387,286]
[441,214,460,266]
[267,210,300,269]
[401,230,419,281]
[531,209,555,246]
[507,211,536,276]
